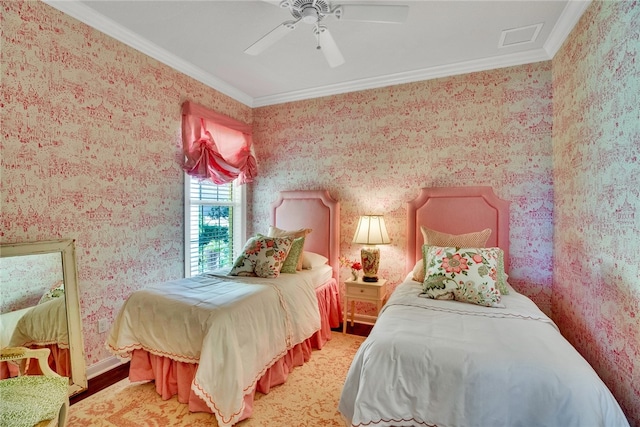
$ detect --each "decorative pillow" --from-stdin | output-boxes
[493,248,509,295]
[229,235,293,278]
[301,251,328,269]
[422,246,504,308]
[412,227,492,282]
[419,245,509,294]
[279,236,305,274]
[412,259,426,283]
[38,280,64,305]
[267,226,312,271]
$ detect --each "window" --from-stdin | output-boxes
[180,101,254,277]
[184,177,245,277]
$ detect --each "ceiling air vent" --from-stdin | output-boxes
[498,23,543,48]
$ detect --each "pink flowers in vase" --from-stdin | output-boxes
[340,256,362,281]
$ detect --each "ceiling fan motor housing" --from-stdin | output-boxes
[301,7,320,24]
[283,0,332,23]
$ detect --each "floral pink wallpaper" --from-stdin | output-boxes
[552,1,639,425]
[0,253,62,312]
[2,0,637,424]
[2,1,251,365]
[251,63,555,315]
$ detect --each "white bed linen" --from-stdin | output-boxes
[339,277,629,427]
[107,270,322,427]
[303,264,333,289]
[7,297,68,349]
[1,307,32,348]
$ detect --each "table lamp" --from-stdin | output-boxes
[352,215,391,282]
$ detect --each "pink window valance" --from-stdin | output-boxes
[181,101,257,185]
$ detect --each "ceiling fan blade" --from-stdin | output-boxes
[335,4,409,24]
[315,26,345,68]
[244,20,298,56]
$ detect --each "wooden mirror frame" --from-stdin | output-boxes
[1,239,87,395]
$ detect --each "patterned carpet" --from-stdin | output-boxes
[68,333,365,426]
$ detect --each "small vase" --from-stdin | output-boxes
[351,269,359,281]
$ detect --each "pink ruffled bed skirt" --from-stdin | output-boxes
[1,344,70,378]
[128,278,341,423]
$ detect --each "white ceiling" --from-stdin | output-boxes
[44,0,590,107]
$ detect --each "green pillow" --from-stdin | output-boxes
[280,236,305,274]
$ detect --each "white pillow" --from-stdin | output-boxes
[411,260,424,282]
[301,251,328,269]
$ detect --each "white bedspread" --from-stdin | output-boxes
[339,279,629,427]
[7,297,69,349]
[107,271,321,426]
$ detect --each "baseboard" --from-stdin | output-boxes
[87,355,127,379]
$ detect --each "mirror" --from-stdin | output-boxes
[0,239,87,396]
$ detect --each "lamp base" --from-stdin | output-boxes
[361,246,380,283]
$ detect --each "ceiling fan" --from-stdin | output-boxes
[244,0,409,68]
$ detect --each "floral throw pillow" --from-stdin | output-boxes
[412,227,492,282]
[268,226,312,271]
[420,245,509,295]
[38,280,65,305]
[422,246,505,308]
[229,235,293,278]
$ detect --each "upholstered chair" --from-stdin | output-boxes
[0,347,69,427]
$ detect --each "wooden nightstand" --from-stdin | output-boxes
[343,278,388,333]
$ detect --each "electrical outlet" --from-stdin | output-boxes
[98,318,109,334]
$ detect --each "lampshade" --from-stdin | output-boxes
[352,215,390,282]
[352,215,391,245]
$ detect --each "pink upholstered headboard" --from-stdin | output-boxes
[271,190,340,280]
[406,187,510,274]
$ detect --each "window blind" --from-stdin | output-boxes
[187,179,235,276]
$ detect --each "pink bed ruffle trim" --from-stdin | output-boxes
[128,278,341,423]
[1,344,70,379]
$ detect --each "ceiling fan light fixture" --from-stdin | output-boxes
[301,7,319,24]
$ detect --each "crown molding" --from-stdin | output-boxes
[543,0,591,57]
[253,48,552,107]
[43,0,254,107]
[44,0,588,109]
[254,0,591,107]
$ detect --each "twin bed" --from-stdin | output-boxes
[338,186,629,427]
[107,190,341,426]
[108,187,628,427]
